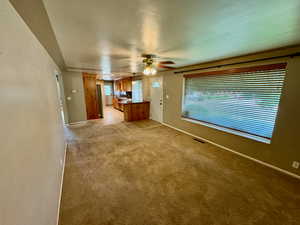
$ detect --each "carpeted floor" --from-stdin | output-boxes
[59,119,300,225]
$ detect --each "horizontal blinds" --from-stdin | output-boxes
[182,64,286,139]
[132,80,143,102]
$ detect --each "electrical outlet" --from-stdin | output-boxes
[292,161,300,169]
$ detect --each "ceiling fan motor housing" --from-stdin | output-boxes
[142,57,154,65]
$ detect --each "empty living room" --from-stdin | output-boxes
[1,0,300,225]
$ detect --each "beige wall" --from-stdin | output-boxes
[0,1,66,225]
[62,71,87,123]
[9,0,65,69]
[161,47,300,176]
[142,76,151,101]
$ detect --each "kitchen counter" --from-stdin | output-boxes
[123,101,150,121]
[119,100,150,105]
[113,97,131,111]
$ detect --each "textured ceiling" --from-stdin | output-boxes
[43,0,300,78]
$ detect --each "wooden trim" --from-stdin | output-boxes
[68,67,101,72]
[175,45,300,72]
[184,63,287,78]
[82,72,97,78]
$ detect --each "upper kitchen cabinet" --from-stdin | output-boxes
[115,77,132,92]
[123,77,132,92]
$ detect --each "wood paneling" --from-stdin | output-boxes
[82,73,99,120]
[123,102,150,122]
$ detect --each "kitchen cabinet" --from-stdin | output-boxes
[113,97,119,110]
[115,77,132,92]
[113,97,125,111]
[122,101,150,121]
[122,78,132,91]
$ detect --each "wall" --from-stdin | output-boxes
[62,71,87,123]
[0,1,66,225]
[142,76,151,101]
[162,47,300,176]
[9,0,65,69]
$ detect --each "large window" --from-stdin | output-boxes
[104,83,113,96]
[132,80,143,102]
[182,63,286,142]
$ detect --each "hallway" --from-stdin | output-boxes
[60,120,300,225]
[101,106,123,125]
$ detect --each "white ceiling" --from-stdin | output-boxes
[43,0,300,79]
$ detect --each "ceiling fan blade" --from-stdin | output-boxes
[158,64,175,69]
[159,61,175,64]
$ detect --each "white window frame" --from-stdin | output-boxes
[180,63,286,144]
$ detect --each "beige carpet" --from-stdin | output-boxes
[59,119,300,225]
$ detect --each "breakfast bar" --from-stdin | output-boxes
[120,101,150,122]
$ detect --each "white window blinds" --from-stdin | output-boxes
[104,85,112,96]
[132,80,143,102]
[182,63,286,140]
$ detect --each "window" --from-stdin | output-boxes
[182,63,286,142]
[152,81,160,88]
[132,80,143,102]
[104,84,112,96]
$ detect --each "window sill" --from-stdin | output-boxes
[181,117,271,144]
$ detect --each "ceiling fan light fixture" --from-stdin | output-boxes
[143,65,157,75]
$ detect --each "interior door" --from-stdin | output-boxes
[150,75,163,123]
[82,73,100,120]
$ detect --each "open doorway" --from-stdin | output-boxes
[96,83,104,118]
[55,72,66,124]
[96,79,123,124]
[103,81,114,106]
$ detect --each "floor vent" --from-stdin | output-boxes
[193,138,205,144]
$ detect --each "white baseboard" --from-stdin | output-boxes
[162,122,300,180]
[56,142,67,225]
[67,118,105,126]
[67,120,88,126]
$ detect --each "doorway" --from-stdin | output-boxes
[150,75,163,123]
[104,81,114,106]
[55,72,66,124]
[96,84,103,118]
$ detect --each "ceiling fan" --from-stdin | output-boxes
[142,54,176,75]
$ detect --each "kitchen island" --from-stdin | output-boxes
[119,101,150,122]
